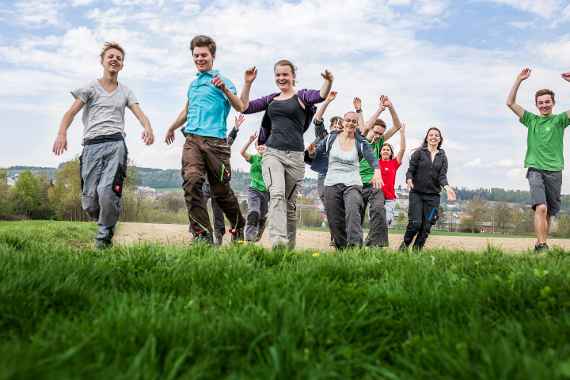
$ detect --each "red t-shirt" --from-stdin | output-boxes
[380,159,401,200]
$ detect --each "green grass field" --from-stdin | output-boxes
[1,221,569,380]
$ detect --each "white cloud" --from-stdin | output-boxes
[481,0,563,18]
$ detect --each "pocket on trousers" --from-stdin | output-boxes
[112,163,127,197]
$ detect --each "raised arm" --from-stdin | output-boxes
[506,68,530,119]
[240,132,257,162]
[362,95,386,135]
[314,91,337,122]
[227,114,245,146]
[396,123,406,164]
[562,72,570,118]
[128,103,154,145]
[353,97,365,134]
[52,98,85,155]
[381,97,402,141]
[212,76,246,112]
[239,66,257,112]
[165,100,188,145]
[319,70,334,99]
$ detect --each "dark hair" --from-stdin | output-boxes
[190,35,216,57]
[330,116,342,127]
[422,127,443,149]
[274,59,297,85]
[374,119,386,129]
[382,143,394,160]
[535,89,555,104]
[100,41,125,61]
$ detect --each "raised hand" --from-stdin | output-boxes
[562,72,570,83]
[249,132,258,143]
[353,97,362,111]
[52,134,68,156]
[244,66,257,84]
[517,68,531,82]
[382,96,393,109]
[142,128,154,145]
[326,90,338,102]
[378,95,387,112]
[165,129,175,145]
[211,76,227,91]
[321,69,334,81]
[235,114,246,129]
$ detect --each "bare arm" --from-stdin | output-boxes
[320,70,334,99]
[382,97,402,141]
[52,98,85,155]
[128,103,154,145]
[240,133,257,162]
[362,95,386,135]
[165,100,188,145]
[507,68,530,119]
[353,97,365,132]
[396,123,406,164]
[314,91,337,122]
[239,67,257,112]
[562,72,570,118]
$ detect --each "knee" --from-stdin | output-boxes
[247,211,259,225]
[535,204,548,215]
[408,218,422,231]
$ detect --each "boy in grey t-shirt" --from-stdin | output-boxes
[52,42,154,249]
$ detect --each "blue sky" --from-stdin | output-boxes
[1,0,570,191]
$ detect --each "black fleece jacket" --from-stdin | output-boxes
[406,147,449,195]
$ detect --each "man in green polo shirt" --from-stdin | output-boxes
[240,132,269,242]
[507,67,570,252]
[356,96,402,248]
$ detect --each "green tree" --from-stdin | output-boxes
[48,159,86,221]
[0,169,12,218]
[11,171,52,219]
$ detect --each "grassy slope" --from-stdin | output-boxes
[0,221,569,380]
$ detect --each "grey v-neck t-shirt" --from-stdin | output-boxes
[71,80,138,142]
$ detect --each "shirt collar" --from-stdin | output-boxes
[196,69,219,78]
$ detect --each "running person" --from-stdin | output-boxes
[380,123,406,227]
[308,111,382,249]
[240,132,269,242]
[241,60,333,249]
[164,35,246,244]
[400,127,456,251]
[506,68,570,252]
[52,42,155,249]
[357,95,402,248]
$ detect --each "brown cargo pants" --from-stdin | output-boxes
[181,134,244,237]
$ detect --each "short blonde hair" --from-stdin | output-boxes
[100,42,125,61]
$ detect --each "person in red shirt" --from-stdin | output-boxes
[379,123,406,226]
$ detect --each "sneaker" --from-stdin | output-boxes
[214,231,224,246]
[229,227,244,243]
[193,232,214,245]
[95,239,112,250]
[534,243,549,253]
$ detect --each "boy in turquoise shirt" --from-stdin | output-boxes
[507,67,570,252]
[240,132,269,242]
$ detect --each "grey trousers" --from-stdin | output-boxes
[245,187,269,242]
[325,184,364,249]
[261,147,305,249]
[361,186,389,247]
[80,140,127,243]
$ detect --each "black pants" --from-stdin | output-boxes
[325,184,363,249]
[402,191,440,250]
[361,186,388,247]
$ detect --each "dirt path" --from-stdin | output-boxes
[115,222,570,252]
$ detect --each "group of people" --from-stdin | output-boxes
[52,34,570,253]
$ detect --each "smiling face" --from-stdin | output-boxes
[381,144,393,160]
[192,46,214,72]
[274,64,295,92]
[536,94,554,116]
[101,48,124,74]
[426,129,441,148]
[342,112,358,135]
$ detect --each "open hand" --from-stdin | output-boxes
[353,97,362,111]
[562,72,570,83]
[249,132,258,143]
[371,170,384,190]
[235,114,246,129]
[52,134,68,156]
[165,129,175,145]
[321,69,334,81]
[378,95,387,112]
[142,128,154,145]
[244,66,257,84]
[382,96,393,109]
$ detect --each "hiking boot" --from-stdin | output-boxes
[214,230,224,246]
[193,232,214,245]
[534,243,549,253]
[229,227,244,243]
[95,239,112,250]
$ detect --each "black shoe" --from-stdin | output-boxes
[398,242,408,252]
[95,239,112,250]
[193,232,214,245]
[214,231,224,246]
[534,243,549,253]
[229,227,244,243]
